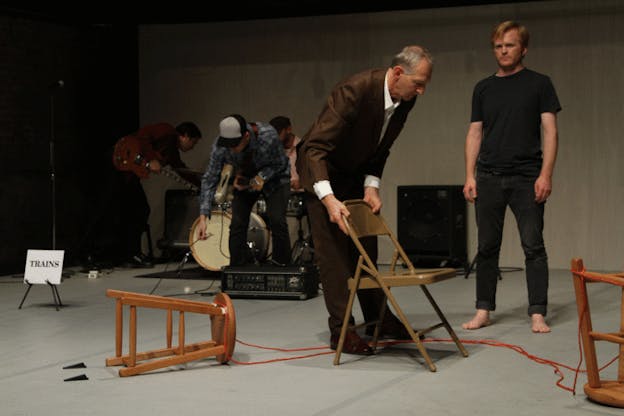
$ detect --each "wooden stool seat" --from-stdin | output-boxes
[105,289,236,377]
[571,258,624,407]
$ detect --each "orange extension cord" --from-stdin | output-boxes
[225,330,618,396]
[217,270,621,396]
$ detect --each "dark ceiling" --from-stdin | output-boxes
[1,1,539,25]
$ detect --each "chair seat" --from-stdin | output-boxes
[350,268,457,289]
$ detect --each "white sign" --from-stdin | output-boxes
[24,250,65,285]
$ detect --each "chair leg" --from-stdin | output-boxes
[420,286,469,357]
[333,279,360,365]
[370,296,387,351]
[381,286,437,372]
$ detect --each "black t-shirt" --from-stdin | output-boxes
[471,68,561,176]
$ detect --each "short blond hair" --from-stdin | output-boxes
[491,21,529,48]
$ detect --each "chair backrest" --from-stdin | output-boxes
[343,200,389,238]
[342,199,415,273]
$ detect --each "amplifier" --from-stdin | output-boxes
[162,189,199,248]
[221,264,319,300]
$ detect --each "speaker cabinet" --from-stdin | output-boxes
[397,185,467,268]
[162,189,199,249]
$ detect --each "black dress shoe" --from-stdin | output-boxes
[330,331,374,355]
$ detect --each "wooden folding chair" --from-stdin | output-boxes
[571,258,624,407]
[105,290,236,377]
[334,199,468,371]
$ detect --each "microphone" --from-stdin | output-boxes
[49,80,65,89]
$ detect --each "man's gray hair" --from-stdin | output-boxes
[391,45,433,74]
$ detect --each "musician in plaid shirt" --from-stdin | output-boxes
[199,114,291,266]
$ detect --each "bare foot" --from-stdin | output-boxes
[462,309,491,330]
[531,314,551,333]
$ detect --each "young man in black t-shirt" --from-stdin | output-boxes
[462,21,561,333]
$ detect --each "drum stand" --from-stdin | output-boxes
[291,210,314,265]
[175,250,193,275]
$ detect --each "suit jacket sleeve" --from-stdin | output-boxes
[300,80,362,185]
[297,69,384,194]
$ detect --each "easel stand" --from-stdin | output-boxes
[18,279,64,311]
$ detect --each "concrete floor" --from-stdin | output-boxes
[1,262,622,416]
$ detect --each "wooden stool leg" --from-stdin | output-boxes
[115,299,123,357]
[129,305,137,368]
[178,311,185,355]
[572,273,600,388]
[167,309,172,348]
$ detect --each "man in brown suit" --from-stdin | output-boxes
[297,46,433,354]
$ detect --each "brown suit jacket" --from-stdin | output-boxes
[296,68,416,197]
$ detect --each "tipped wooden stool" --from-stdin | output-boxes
[571,258,624,407]
[105,289,236,377]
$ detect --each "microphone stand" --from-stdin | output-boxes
[18,80,70,308]
[48,80,65,251]
[49,81,73,279]
[50,84,58,251]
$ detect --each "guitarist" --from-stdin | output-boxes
[110,122,202,267]
[198,114,291,266]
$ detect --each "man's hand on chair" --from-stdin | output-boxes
[321,194,350,235]
[363,186,382,213]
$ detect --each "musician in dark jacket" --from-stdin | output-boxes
[111,122,202,267]
[77,122,201,269]
[297,46,433,354]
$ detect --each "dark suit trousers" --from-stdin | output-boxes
[305,190,387,334]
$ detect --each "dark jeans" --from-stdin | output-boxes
[229,182,292,266]
[475,172,548,316]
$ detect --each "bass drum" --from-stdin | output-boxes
[189,211,269,271]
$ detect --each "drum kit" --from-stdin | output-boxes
[188,194,314,270]
[185,163,313,271]
[188,205,269,271]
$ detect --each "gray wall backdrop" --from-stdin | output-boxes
[138,0,624,270]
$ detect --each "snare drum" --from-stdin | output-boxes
[189,211,269,271]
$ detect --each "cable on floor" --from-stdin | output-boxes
[229,339,334,365]
[226,336,618,395]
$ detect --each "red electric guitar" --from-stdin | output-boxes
[112,136,199,192]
